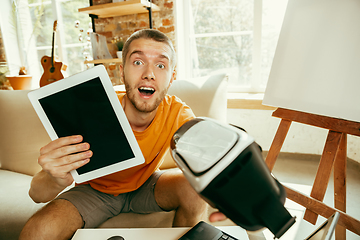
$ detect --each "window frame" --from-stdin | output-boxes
[175,0,284,94]
[1,0,89,89]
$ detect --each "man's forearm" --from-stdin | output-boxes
[29,170,68,203]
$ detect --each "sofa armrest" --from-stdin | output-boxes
[0,90,50,176]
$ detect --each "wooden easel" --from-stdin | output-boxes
[265,108,360,239]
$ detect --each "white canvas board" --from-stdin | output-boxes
[263,0,360,123]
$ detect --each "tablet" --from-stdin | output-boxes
[28,65,145,183]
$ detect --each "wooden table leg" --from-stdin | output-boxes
[265,119,292,171]
[334,133,347,239]
[304,130,342,224]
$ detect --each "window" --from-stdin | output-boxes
[1,0,91,88]
[176,0,288,93]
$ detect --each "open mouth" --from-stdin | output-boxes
[138,87,155,96]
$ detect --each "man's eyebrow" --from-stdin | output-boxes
[129,50,144,59]
[129,50,170,62]
[159,54,170,62]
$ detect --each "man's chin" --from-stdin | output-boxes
[136,106,158,113]
[133,100,158,113]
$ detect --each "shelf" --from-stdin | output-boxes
[78,0,160,18]
[85,59,122,64]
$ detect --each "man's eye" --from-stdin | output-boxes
[157,64,165,69]
[134,60,142,66]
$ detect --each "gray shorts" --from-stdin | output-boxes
[56,171,165,228]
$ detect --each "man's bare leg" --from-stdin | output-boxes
[19,199,83,240]
[154,169,208,227]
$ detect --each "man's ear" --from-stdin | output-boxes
[169,69,176,86]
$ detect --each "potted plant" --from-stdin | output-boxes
[6,67,32,90]
[112,37,124,59]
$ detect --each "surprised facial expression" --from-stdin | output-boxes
[121,38,175,113]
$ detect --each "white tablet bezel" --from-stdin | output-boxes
[28,65,145,183]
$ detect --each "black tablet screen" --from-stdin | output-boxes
[39,77,135,175]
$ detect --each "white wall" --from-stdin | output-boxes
[227,108,360,164]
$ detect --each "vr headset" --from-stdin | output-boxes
[170,117,296,239]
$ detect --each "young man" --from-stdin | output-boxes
[19,29,207,240]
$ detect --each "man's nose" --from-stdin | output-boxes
[142,65,155,80]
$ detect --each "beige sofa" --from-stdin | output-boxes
[0,73,228,240]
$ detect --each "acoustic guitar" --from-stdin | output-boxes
[39,20,66,87]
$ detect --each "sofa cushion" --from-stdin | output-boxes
[167,73,228,123]
[0,169,46,240]
[0,90,50,176]
[160,73,228,169]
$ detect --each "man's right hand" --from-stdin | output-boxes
[29,135,92,203]
[38,135,92,188]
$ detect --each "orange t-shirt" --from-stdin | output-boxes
[84,92,194,195]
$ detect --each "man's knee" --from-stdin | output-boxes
[20,199,83,240]
[156,170,207,213]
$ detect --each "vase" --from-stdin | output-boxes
[117,51,123,59]
[6,75,32,90]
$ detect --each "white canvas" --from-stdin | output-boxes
[263,0,360,123]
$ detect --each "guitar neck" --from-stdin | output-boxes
[51,21,57,68]
[51,32,56,67]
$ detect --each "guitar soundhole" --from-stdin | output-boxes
[50,67,55,73]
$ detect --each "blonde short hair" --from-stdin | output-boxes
[122,29,176,69]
